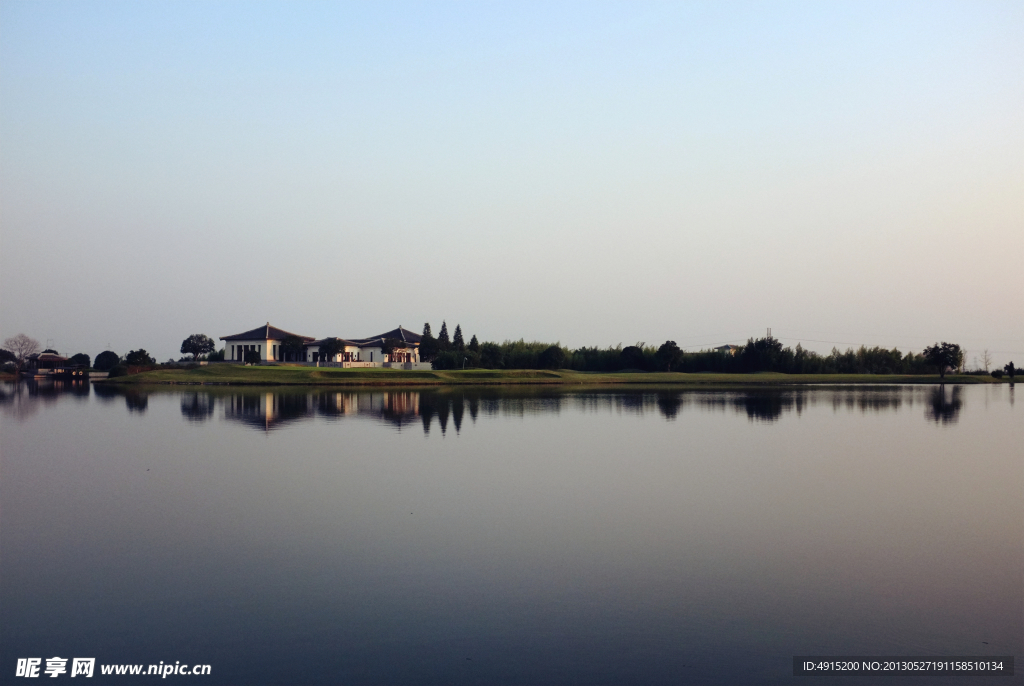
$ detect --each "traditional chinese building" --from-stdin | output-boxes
[220,323,315,362]
[220,323,425,368]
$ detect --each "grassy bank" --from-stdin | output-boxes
[95,364,1010,387]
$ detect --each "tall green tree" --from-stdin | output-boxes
[739,335,784,372]
[438,321,451,350]
[420,323,438,362]
[318,338,345,363]
[619,346,645,370]
[94,351,120,371]
[180,334,216,360]
[468,335,479,352]
[453,324,465,350]
[538,345,566,369]
[922,342,961,379]
[125,349,155,366]
[67,353,91,368]
[381,338,405,360]
[656,340,682,371]
[281,335,306,362]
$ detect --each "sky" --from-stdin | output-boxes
[1,1,1022,366]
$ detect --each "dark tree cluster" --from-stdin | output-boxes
[94,351,121,371]
[180,334,216,360]
[435,334,961,376]
[125,349,156,367]
[420,321,477,369]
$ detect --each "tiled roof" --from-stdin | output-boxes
[221,323,315,342]
[305,338,359,347]
[349,326,422,347]
[28,352,68,362]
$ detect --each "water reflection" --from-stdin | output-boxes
[0,379,89,420]
[0,382,976,431]
[181,392,216,422]
[925,384,964,425]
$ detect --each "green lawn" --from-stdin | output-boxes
[96,364,1009,387]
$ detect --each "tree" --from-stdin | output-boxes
[42,348,58,354]
[739,335,784,372]
[0,349,16,365]
[243,349,262,365]
[438,321,451,350]
[67,353,91,368]
[620,345,645,370]
[656,340,682,372]
[3,334,40,370]
[381,338,405,360]
[318,337,345,363]
[94,351,121,371]
[180,334,216,360]
[180,334,214,360]
[981,350,993,373]
[453,325,465,350]
[538,345,566,370]
[1005,362,1017,379]
[922,342,961,379]
[125,349,155,366]
[281,335,306,362]
[468,335,479,352]
[479,342,503,368]
[419,323,438,362]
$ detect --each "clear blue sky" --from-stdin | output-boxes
[2,1,1022,365]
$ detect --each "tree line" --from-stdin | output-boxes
[415,325,1018,378]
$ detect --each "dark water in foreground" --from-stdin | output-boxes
[1,382,1020,685]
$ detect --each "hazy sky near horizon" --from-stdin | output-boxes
[2,1,1022,364]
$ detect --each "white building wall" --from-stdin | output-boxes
[226,339,276,361]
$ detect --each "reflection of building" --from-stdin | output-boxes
[218,390,422,431]
[220,323,427,368]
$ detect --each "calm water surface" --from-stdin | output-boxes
[1,382,1020,685]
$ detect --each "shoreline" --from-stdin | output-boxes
[91,366,1012,387]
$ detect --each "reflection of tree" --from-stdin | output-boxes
[736,392,787,423]
[452,395,464,433]
[656,392,682,420]
[92,384,119,403]
[124,389,149,413]
[0,382,40,421]
[926,385,963,425]
[181,393,215,422]
[436,397,450,435]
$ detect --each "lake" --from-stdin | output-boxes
[1,382,1019,685]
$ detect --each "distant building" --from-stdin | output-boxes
[220,323,315,363]
[220,323,426,368]
[304,326,423,367]
[713,345,740,356]
[26,352,68,371]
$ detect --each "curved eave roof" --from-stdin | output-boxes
[221,324,315,342]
